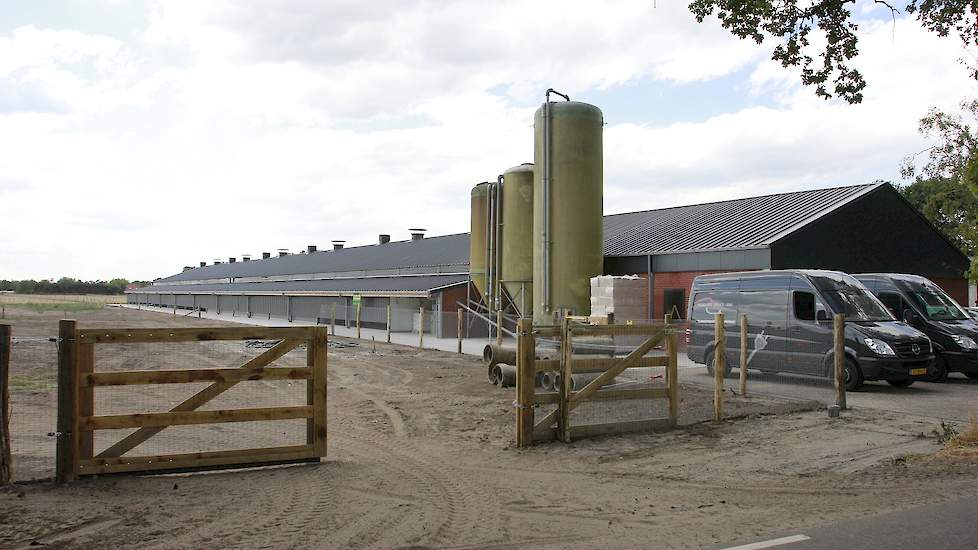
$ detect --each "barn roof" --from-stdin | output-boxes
[131,274,468,296]
[144,183,886,293]
[602,183,879,256]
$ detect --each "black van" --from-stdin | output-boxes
[687,270,934,390]
[856,274,978,382]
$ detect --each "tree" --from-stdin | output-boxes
[688,1,978,103]
[900,177,977,255]
[902,99,978,281]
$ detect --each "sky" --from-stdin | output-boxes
[0,0,975,281]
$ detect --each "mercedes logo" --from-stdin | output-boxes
[911,343,921,355]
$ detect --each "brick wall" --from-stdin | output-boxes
[930,277,969,306]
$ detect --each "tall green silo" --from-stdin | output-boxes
[500,163,534,318]
[532,100,603,326]
[469,182,489,301]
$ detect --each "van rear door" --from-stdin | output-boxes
[737,276,789,373]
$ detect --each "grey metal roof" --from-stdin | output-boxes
[148,183,883,291]
[602,183,880,256]
[160,232,470,283]
[132,274,467,295]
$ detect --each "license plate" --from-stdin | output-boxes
[911,368,927,376]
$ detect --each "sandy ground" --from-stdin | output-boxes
[3,306,978,549]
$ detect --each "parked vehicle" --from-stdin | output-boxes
[687,270,933,391]
[967,307,978,321]
[855,274,978,382]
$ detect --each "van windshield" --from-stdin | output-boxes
[899,281,968,321]
[809,274,894,322]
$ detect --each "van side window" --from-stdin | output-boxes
[793,291,816,321]
[877,292,904,318]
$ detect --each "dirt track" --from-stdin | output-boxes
[3,306,978,549]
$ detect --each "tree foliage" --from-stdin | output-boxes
[901,99,978,282]
[689,1,978,103]
[0,278,139,295]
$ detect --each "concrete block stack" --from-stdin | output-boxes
[589,275,646,322]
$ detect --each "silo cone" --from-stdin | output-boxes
[469,182,489,301]
[533,101,604,326]
[501,163,534,318]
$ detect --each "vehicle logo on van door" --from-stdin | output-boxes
[911,344,921,355]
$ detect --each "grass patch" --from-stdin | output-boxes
[9,376,56,392]
[938,412,978,458]
[15,302,103,313]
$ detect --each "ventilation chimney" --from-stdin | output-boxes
[307,245,317,253]
[213,259,223,265]
[183,266,193,272]
[409,228,427,241]
[379,234,391,245]
[262,252,271,259]
[278,249,289,257]
[242,255,251,262]
[200,261,206,268]
[332,240,345,250]
[229,257,236,263]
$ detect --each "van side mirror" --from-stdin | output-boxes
[816,310,829,322]
[902,309,917,324]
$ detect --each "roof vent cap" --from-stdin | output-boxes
[409,228,427,241]
[332,240,345,250]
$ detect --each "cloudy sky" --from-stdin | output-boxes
[1,0,975,281]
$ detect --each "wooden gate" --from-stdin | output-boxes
[55,321,328,482]
[515,319,678,446]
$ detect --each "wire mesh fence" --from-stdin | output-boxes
[5,333,315,482]
[7,335,59,481]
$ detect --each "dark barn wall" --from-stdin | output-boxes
[771,185,970,302]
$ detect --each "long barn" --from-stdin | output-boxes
[128,182,972,328]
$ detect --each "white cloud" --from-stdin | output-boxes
[0,3,973,281]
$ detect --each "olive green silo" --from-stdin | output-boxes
[533,101,603,325]
[469,182,489,300]
[501,163,534,318]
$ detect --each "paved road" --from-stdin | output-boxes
[680,363,978,422]
[719,496,978,550]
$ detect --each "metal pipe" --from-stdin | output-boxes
[495,174,504,311]
[540,88,569,318]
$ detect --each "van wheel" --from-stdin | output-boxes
[843,359,864,391]
[887,379,914,388]
[705,350,732,378]
[926,356,949,383]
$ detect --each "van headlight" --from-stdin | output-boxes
[951,335,978,350]
[864,338,896,356]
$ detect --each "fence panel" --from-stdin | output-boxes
[55,323,328,481]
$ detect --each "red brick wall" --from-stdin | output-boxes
[930,277,969,305]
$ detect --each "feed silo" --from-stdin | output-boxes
[500,163,534,318]
[469,182,490,301]
[532,93,604,325]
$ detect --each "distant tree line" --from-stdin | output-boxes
[0,278,146,295]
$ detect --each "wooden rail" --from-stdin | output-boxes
[515,320,679,447]
[56,323,328,481]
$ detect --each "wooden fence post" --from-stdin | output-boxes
[306,334,315,446]
[418,307,425,349]
[739,313,748,397]
[666,326,679,428]
[516,318,536,447]
[559,317,572,443]
[356,304,361,339]
[311,327,329,458]
[77,341,94,463]
[386,304,392,343]
[714,312,725,423]
[834,314,847,411]
[56,319,79,483]
[330,304,336,337]
[0,324,11,485]
[496,309,504,347]
[457,308,463,354]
